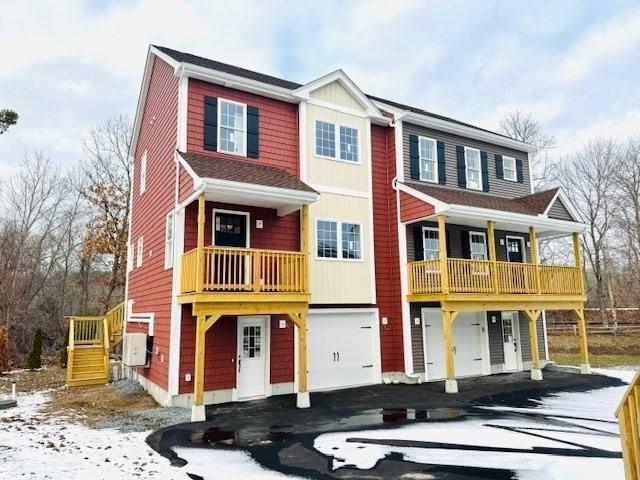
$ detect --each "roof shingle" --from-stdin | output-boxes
[178,151,317,194]
[403,182,565,218]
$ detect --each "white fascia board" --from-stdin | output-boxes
[384,109,538,154]
[395,182,450,213]
[446,204,587,233]
[129,47,156,161]
[541,189,562,216]
[293,69,387,122]
[175,152,201,183]
[177,64,296,103]
[203,178,319,205]
[548,188,584,223]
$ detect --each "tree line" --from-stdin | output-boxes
[0,115,130,367]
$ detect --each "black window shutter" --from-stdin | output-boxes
[495,154,504,179]
[413,226,424,261]
[456,146,466,188]
[204,96,218,151]
[481,151,489,192]
[461,230,471,259]
[247,105,259,158]
[437,141,446,184]
[516,158,524,183]
[409,135,420,180]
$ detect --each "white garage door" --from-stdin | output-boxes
[307,312,377,391]
[422,309,486,380]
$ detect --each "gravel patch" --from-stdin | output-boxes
[112,378,146,395]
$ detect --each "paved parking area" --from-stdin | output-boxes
[147,367,626,479]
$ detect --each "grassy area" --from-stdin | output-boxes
[548,332,640,368]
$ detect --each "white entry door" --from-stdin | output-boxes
[422,309,486,380]
[502,312,519,371]
[422,308,446,381]
[237,316,267,399]
[307,312,377,391]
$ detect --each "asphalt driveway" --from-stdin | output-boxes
[146,366,627,479]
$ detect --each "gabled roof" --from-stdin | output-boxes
[178,151,317,194]
[151,45,525,143]
[402,182,570,218]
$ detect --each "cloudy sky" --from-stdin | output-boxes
[1,0,639,176]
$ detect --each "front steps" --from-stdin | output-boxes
[67,346,108,387]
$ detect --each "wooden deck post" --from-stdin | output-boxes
[288,310,310,408]
[196,193,206,293]
[443,310,458,393]
[573,232,585,294]
[529,227,541,294]
[573,308,591,374]
[192,315,207,421]
[487,221,499,293]
[300,205,309,293]
[438,215,449,294]
[524,310,543,381]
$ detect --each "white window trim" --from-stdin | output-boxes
[136,236,144,268]
[140,150,147,195]
[418,136,438,183]
[502,155,517,182]
[164,210,175,269]
[468,230,488,260]
[421,226,440,260]
[217,97,248,157]
[464,146,482,191]
[314,119,361,165]
[315,218,364,262]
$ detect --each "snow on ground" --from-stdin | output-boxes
[0,391,181,479]
[313,368,635,480]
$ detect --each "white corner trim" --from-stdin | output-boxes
[299,101,308,183]
[394,119,404,183]
[366,120,376,305]
[397,189,413,375]
[177,75,189,152]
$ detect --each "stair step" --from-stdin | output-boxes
[72,365,106,374]
[67,377,108,387]
[71,370,107,380]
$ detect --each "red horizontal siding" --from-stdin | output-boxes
[183,201,300,253]
[400,191,435,223]
[270,315,294,384]
[126,55,179,391]
[371,124,404,372]
[178,163,195,203]
[186,79,299,176]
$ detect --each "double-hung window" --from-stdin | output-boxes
[315,120,359,163]
[469,232,487,261]
[136,237,144,268]
[218,99,246,155]
[465,147,482,190]
[422,227,439,261]
[503,155,517,181]
[317,220,362,260]
[164,211,175,269]
[419,137,438,183]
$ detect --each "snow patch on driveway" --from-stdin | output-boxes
[313,368,633,479]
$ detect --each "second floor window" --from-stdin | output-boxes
[419,137,438,183]
[423,228,439,260]
[165,211,175,269]
[465,147,482,191]
[503,155,517,181]
[341,222,361,259]
[140,150,147,195]
[315,120,336,158]
[339,126,359,162]
[219,99,246,155]
[317,219,362,260]
[317,220,338,258]
[469,232,487,261]
[136,237,144,268]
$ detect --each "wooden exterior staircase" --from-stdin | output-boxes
[66,302,125,387]
[617,370,640,479]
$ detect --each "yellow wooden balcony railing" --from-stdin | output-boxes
[180,246,308,295]
[408,258,584,296]
[616,370,640,479]
[105,302,125,346]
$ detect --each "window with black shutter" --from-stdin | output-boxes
[204,96,218,151]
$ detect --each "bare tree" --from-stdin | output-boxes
[552,139,619,326]
[499,109,556,187]
[80,115,132,312]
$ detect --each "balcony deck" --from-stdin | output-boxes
[178,246,310,308]
[407,257,585,311]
